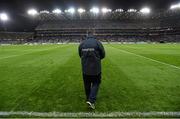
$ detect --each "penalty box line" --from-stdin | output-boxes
[0,111,180,118]
[111,46,180,70]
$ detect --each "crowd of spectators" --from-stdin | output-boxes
[0,32,34,44]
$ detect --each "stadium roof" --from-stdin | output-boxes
[0,0,180,31]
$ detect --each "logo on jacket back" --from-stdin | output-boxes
[82,48,95,52]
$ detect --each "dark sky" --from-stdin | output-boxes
[0,0,180,31]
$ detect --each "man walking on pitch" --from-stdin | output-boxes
[78,32,105,109]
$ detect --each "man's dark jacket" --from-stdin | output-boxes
[79,36,105,76]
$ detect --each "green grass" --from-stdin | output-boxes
[0,44,180,113]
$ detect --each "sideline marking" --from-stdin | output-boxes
[0,111,180,118]
[111,46,180,70]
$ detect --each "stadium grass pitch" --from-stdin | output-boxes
[0,43,180,117]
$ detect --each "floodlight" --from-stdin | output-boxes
[140,7,151,14]
[170,3,180,10]
[66,8,75,14]
[40,10,50,14]
[27,9,38,16]
[102,8,112,13]
[52,9,62,14]
[115,9,124,12]
[90,7,100,14]
[0,13,9,21]
[78,8,85,13]
[128,9,137,12]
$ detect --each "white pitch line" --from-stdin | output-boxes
[0,46,67,60]
[0,54,25,60]
[111,46,180,70]
[0,111,180,118]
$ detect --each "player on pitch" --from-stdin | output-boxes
[78,31,105,109]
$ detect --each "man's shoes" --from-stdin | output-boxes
[86,101,95,110]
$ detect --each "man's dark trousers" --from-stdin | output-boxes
[83,73,101,103]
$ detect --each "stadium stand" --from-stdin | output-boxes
[34,9,180,43]
[0,32,34,44]
[0,9,180,44]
